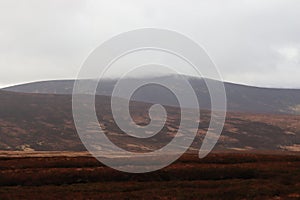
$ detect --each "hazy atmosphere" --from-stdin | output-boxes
[2,1,300,199]
[0,0,300,88]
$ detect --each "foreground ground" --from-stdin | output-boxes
[0,152,300,200]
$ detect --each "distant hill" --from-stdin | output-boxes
[4,76,300,114]
[0,89,300,152]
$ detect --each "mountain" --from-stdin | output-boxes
[4,76,300,114]
[0,89,300,152]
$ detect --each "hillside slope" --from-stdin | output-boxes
[0,90,299,151]
[4,76,300,114]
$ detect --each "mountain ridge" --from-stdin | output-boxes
[3,76,300,115]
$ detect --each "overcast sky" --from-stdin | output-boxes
[0,0,299,88]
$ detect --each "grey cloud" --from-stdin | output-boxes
[0,0,299,88]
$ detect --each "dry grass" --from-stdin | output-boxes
[0,152,300,199]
